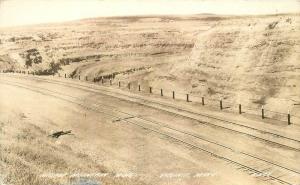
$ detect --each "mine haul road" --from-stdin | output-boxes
[0,73,300,185]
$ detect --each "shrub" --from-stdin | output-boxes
[267,21,279,30]
[35,62,61,75]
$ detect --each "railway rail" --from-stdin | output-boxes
[1,76,300,185]
[5,74,300,149]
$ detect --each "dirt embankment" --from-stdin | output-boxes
[0,14,299,113]
[0,93,144,185]
[171,14,300,113]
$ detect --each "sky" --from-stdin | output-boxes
[0,0,299,27]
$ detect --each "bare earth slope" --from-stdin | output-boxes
[0,14,299,114]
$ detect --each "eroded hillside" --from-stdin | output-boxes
[0,14,299,114]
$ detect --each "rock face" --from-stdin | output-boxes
[171,15,300,111]
[59,54,101,65]
[0,13,299,113]
[0,54,17,70]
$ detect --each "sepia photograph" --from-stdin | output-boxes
[0,0,300,184]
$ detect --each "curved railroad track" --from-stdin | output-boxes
[1,77,300,185]
[5,74,300,150]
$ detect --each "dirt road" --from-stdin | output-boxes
[0,74,299,185]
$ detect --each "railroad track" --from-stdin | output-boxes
[5,74,300,150]
[1,78,300,185]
